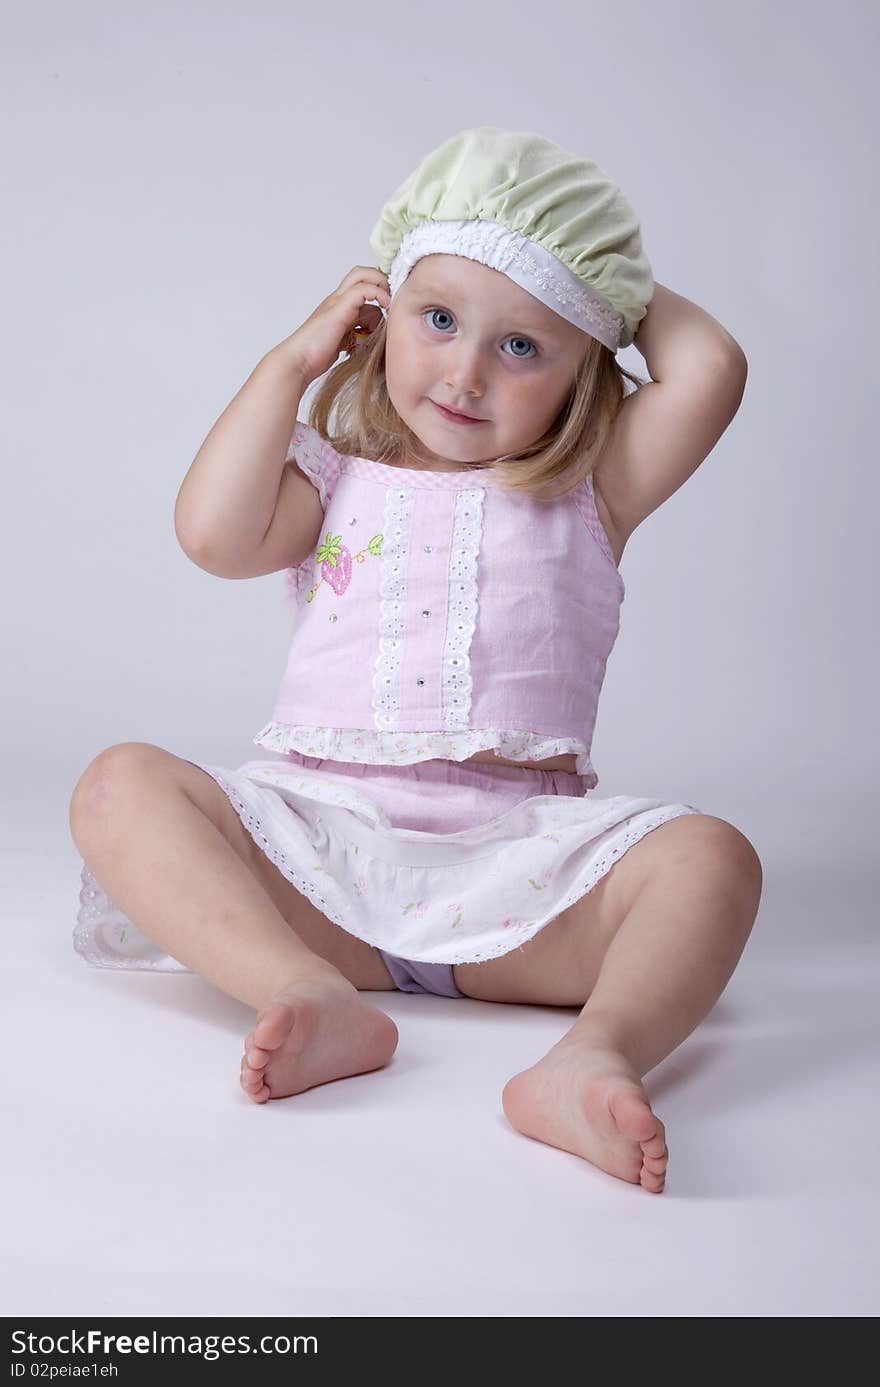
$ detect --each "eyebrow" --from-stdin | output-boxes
[410,282,560,335]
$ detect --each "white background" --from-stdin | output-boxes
[3,0,877,1316]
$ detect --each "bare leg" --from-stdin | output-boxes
[502,821,763,1192]
[70,751,399,1102]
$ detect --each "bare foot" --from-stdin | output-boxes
[501,1038,668,1193]
[240,971,399,1103]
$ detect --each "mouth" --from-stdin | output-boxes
[431,400,486,425]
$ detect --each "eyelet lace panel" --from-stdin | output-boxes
[443,487,483,730]
[252,721,599,786]
[372,483,415,730]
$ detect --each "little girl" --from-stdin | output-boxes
[70,126,761,1195]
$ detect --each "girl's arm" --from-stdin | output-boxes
[591,283,747,548]
[174,339,314,571]
[633,281,745,381]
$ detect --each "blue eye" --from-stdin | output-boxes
[422,308,537,359]
[503,336,537,359]
[425,308,455,333]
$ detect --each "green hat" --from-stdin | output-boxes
[369,125,653,352]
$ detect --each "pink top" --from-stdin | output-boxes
[252,421,626,790]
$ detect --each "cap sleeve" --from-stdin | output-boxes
[285,420,342,511]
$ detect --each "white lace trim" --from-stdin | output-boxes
[372,483,414,729]
[72,784,700,972]
[199,779,699,965]
[388,219,624,351]
[252,721,599,786]
[74,864,189,972]
[443,488,483,729]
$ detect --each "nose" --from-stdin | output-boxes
[443,342,486,401]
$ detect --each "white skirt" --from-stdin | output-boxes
[73,750,702,971]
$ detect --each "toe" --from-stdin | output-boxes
[252,1001,296,1052]
[641,1118,666,1159]
[240,1059,267,1090]
[609,1085,658,1143]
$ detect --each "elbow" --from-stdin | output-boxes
[174,519,217,571]
[717,338,748,380]
[174,500,207,561]
[730,344,748,379]
[705,341,748,403]
[174,533,237,578]
[723,344,748,403]
[174,520,201,562]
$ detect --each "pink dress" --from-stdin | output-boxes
[74,422,701,985]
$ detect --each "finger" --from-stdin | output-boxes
[354,264,390,285]
[340,266,391,294]
[362,284,392,307]
[345,285,391,314]
[333,282,390,314]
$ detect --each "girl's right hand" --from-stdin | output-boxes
[277,267,392,384]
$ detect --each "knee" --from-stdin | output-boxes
[683,814,763,908]
[69,741,168,834]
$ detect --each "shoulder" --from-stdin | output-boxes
[286,421,343,509]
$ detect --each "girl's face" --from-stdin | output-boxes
[383,253,589,469]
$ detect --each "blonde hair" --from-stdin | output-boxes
[306,316,648,500]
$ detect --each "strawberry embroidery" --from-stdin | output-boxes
[320,533,352,594]
[307,532,383,602]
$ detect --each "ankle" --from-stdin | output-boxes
[254,958,354,1011]
[561,1010,633,1057]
